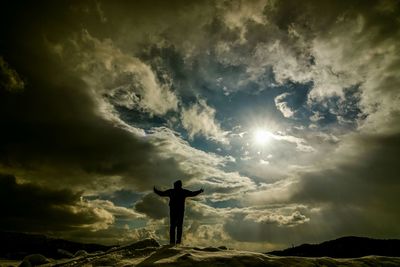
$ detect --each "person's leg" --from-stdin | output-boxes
[169,224,176,244]
[170,213,177,245]
[176,213,184,244]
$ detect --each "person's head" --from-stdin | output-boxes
[173,180,182,189]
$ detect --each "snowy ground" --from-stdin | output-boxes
[5,239,400,267]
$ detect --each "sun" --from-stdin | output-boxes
[253,129,271,145]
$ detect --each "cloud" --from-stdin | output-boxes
[181,99,229,144]
[148,127,256,201]
[0,30,188,193]
[284,131,400,240]
[0,69,185,191]
[265,0,400,134]
[217,0,267,42]
[0,174,114,232]
[313,19,400,134]
[247,210,309,226]
[138,197,312,249]
[223,205,312,243]
[274,93,295,118]
[292,133,400,207]
[51,30,179,117]
[309,111,324,122]
[272,133,315,153]
[85,198,145,220]
[212,0,400,136]
[0,57,24,92]
[135,193,169,220]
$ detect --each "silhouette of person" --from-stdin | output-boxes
[153,180,204,245]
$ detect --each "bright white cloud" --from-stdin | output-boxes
[217,0,267,42]
[181,99,229,144]
[309,111,324,122]
[274,93,295,118]
[84,198,145,220]
[311,18,400,134]
[254,131,315,153]
[245,210,309,227]
[51,30,179,117]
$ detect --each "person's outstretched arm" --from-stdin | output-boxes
[154,186,169,197]
[185,188,204,197]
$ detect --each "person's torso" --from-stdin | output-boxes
[168,188,187,211]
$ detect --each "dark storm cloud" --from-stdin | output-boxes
[291,133,400,222]
[223,205,370,244]
[0,57,185,190]
[263,0,399,36]
[0,57,24,92]
[134,193,169,220]
[0,173,111,232]
[102,189,142,208]
[0,1,188,191]
[224,214,302,244]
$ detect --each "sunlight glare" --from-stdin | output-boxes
[253,129,271,145]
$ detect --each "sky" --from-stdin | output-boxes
[0,0,399,251]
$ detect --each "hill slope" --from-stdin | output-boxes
[0,231,112,260]
[37,240,400,267]
[2,233,400,266]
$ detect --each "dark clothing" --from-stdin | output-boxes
[154,187,202,244]
[169,208,184,244]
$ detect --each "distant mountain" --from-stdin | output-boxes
[268,236,400,258]
[0,231,113,260]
